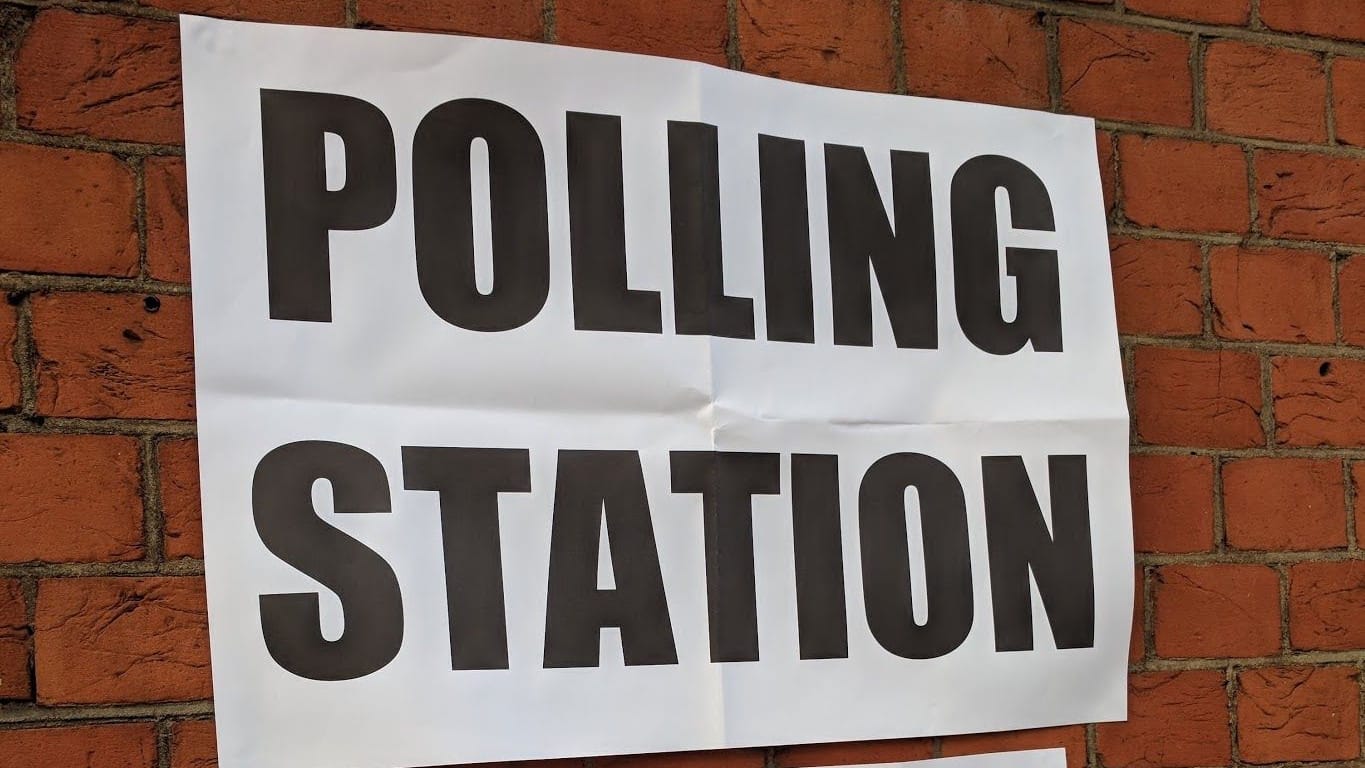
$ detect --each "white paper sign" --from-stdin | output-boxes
[181,16,1132,768]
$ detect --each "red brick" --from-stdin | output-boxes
[1357,464,1365,546]
[1257,151,1365,244]
[1261,0,1365,44]
[1120,136,1248,234]
[1124,0,1250,25]
[1096,670,1231,768]
[1210,246,1333,343]
[776,738,931,767]
[0,579,29,700]
[1237,666,1360,763]
[0,434,143,563]
[0,305,17,412]
[0,143,138,277]
[1205,41,1326,143]
[1097,130,1117,216]
[943,726,1086,768]
[599,750,764,768]
[0,724,157,768]
[1341,256,1365,344]
[1223,458,1346,551]
[902,0,1048,109]
[1133,346,1263,448]
[31,292,194,420]
[1154,564,1280,658]
[1290,560,1365,651]
[1130,454,1215,554]
[557,0,727,66]
[161,438,203,560]
[1060,20,1192,126]
[35,576,209,704]
[357,0,541,39]
[738,0,895,92]
[171,719,217,768]
[143,0,343,24]
[1332,58,1365,147]
[1273,357,1365,447]
[1110,237,1202,336]
[15,11,181,145]
[146,156,190,284]
[1131,566,1145,664]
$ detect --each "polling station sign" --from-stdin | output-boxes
[181,15,1132,768]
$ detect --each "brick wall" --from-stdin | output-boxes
[0,0,1361,766]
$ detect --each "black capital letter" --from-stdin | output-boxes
[668,121,755,339]
[760,135,814,343]
[951,155,1062,355]
[859,453,973,659]
[544,451,677,667]
[253,441,402,681]
[825,146,936,348]
[983,455,1095,651]
[413,99,550,332]
[402,447,531,670]
[567,112,662,333]
[671,451,781,662]
[261,90,397,322]
[792,454,848,659]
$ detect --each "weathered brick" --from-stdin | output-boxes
[1154,564,1280,658]
[1340,256,1365,344]
[1223,458,1346,551]
[942,726,1086,768]
[1124,0,1250,25]
[599,750,765,768]
[1205,41,1326,143]
[1210,247,1333,343]
[0,434,143,563]
[1120,136,1248,234]
[1130,454,1215,554]
[142,0,344,25]
[146,156,191,284]
[1257,151,1365,244]
[557,0,727,66]
[0,724,157,768]
[1357,464,1365,546]
[35,576,209,704]
[902,0,1048,109]
[160,438,203,560]
[0,579,29,700]
[1273,357,1365,447]
[357,0,541,39]
[0,143,138,277]
[775,738,931,767]
[1096,671,1231,768]
[738,0,895,92]
[1133,347,1263,448]
[171,719,218,768]
[1261,0,1365,44]
[0,305,17,412]
[1290,560,1365,651]
[31,292,194,420]
[1110,237,1203,336]
[1237,666,1360,763]
[1131,567,1145,664]
[1060,20,1192,126]
[1332,57,1365,147]
[15,11,181,145]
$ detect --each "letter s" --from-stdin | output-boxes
[253,440,403,680]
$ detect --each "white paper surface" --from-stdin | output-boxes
[181,16,1132,768]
